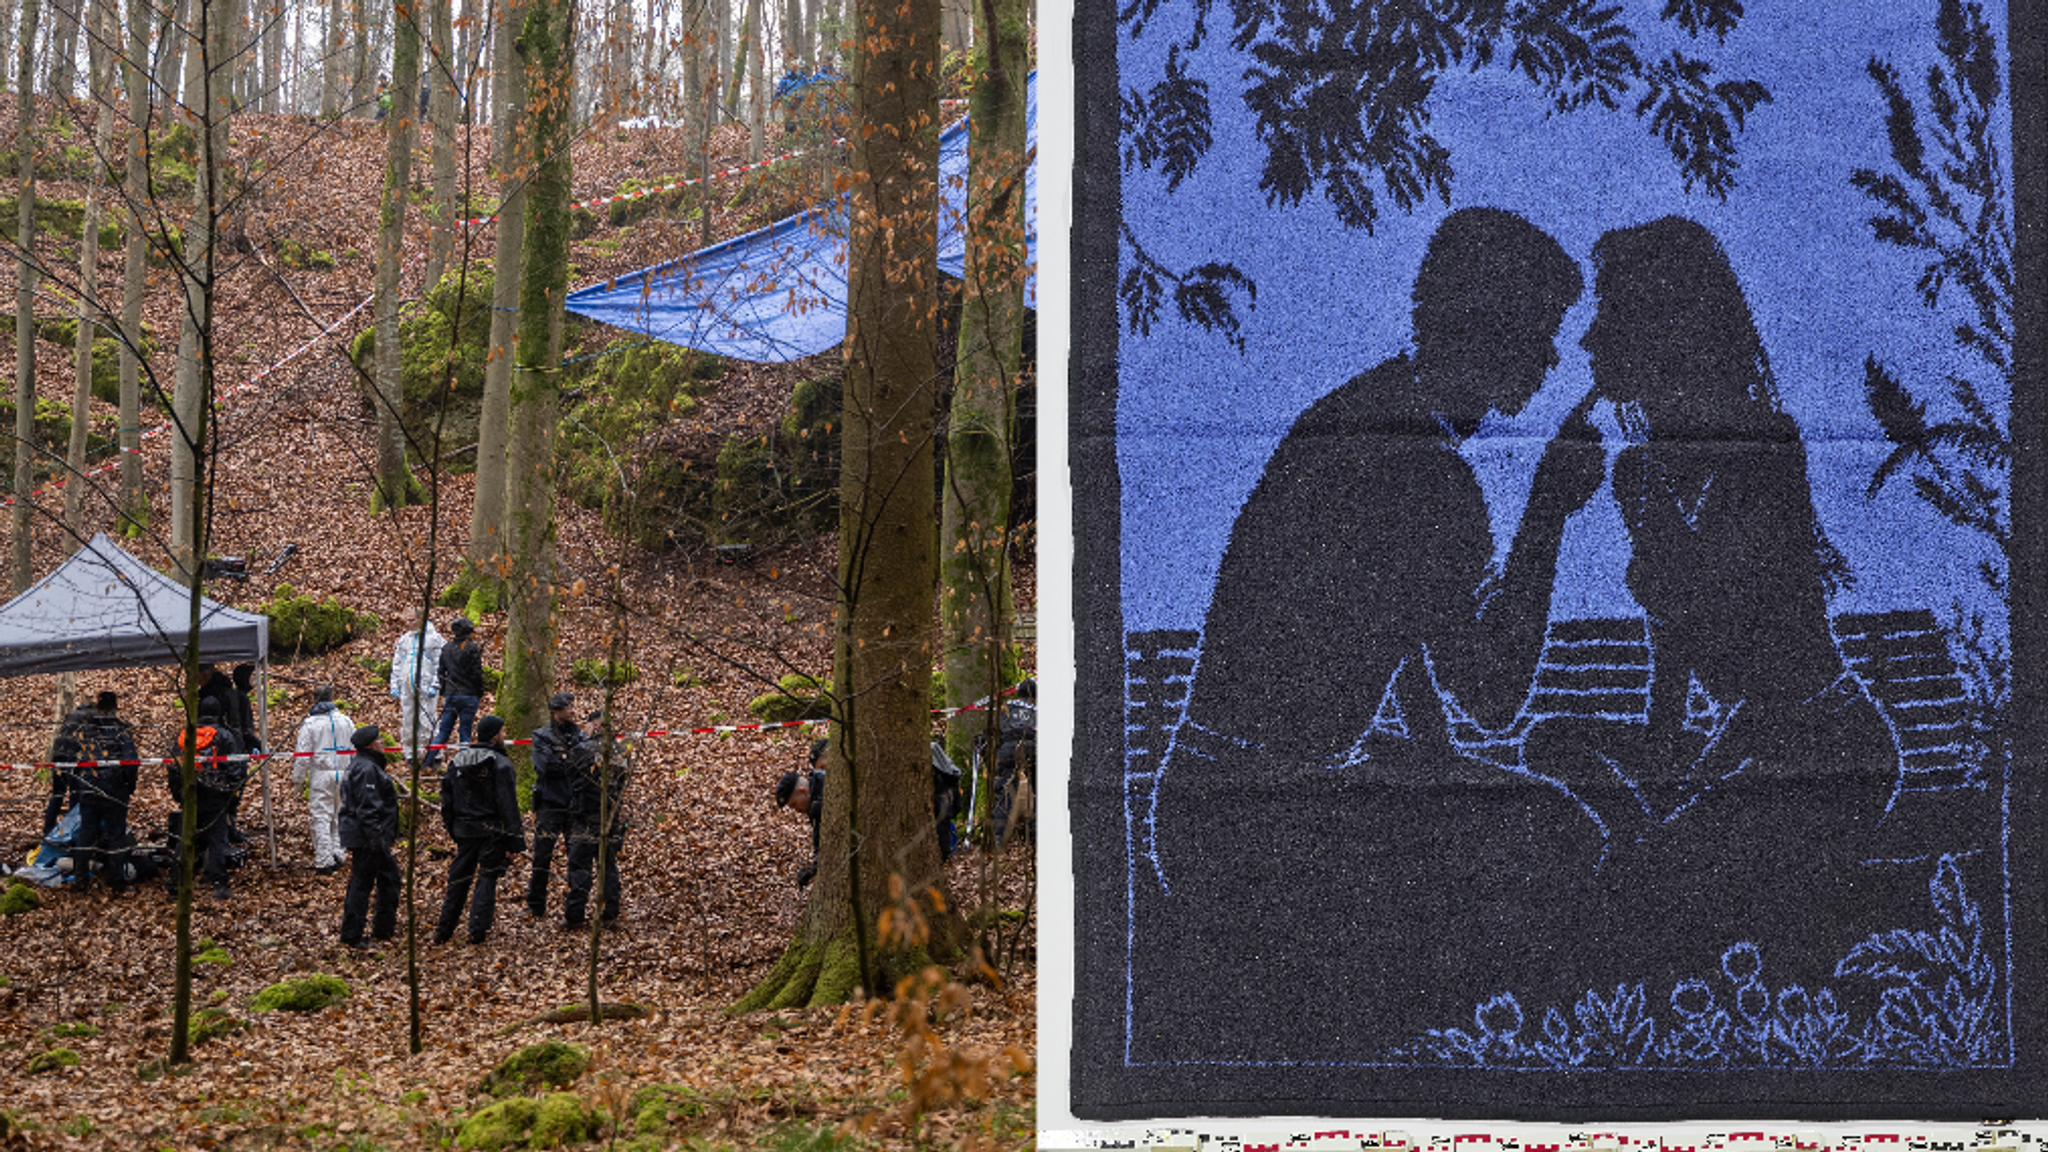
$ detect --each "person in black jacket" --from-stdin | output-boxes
[774,738,828,887]
[562,716,628,929]
[427,617,485,767]
[434,714,525,944]
[338,724,401,947]
[54,692,140,894]
[165,695,246,900]
[525,692,588,918]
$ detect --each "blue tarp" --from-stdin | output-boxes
[565,73,1036,363]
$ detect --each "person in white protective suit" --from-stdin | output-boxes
[292,684,356,874]
[388,607,445,761]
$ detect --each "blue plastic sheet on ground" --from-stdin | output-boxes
[565,73,1036,363]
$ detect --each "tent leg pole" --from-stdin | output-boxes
[259,659,277,866]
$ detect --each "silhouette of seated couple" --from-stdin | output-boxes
[1141,211,1900,1057]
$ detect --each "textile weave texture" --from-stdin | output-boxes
[1069,0,2048,1119]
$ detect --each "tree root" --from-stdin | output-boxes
[493,1000,652,1036]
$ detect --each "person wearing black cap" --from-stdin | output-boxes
[165,695,246,900]
[434,715,525,944]
[338,724,401,947]
[774,738,828,887]
[428,616,486,767]
[525,692,591,918]
[53,691,139,894]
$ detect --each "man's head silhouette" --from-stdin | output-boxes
[1411,207,1582,437]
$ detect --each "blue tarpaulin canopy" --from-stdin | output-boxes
[565,73,1036,363]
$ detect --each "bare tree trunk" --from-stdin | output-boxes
[744,0,760,159]
[501,0,569,748]
[64,0,114,534]
[47,0,79,94]
[155,0,187,103]
[260,0,280,109]
[423,0,452,288]
[289,0,301,110]
[370,0,420,510]
[117,0,149,532]
[734,0,945,1012]
[681,0,703,163]
[322,0,342,113]
[13,0,42,593]
[464,0,521,597]
[347,0,369,113]
[939,0,963,59]
[939,0,1025,769]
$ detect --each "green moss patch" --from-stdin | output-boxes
[569,658,639,689]
[250,973,350,1013]
[1,883,42,916]
[477,1040,590,1098]
[629,1083,705,1137]
[456,1097,538,1150]
[27,1047,80,1074]
[194,945,232,965]
[44,1022,98,1039]
[264,583,378,659]
[187,1007,247,1047]
[749,674,832,724]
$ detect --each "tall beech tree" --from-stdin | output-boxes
[939,0,1028,771]
[734,0,950,1010]
[369,0,424,510]
[500,0,572,743]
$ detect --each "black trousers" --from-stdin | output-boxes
[341,843,402,943]
[526,810,567,915]
[166,803,234,893]
[72,798,130,891]
[563,830,623,927]
[435,836,508,944]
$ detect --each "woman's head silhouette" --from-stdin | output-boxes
[1585,216,1783,439]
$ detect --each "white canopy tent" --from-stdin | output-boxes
[0,533,277,858]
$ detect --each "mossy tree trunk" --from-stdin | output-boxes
[465,0,524,602]
[370,0,422,511]
[117,0,151,534]
[423,0,454,289]
[939,0,1028,772]
[12,0,40,593]
[733,0,949,1013]
[500,0,571,745]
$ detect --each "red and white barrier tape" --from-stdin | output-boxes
[5,692,1023,774]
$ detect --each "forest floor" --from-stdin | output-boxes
[0,99,1036,1151]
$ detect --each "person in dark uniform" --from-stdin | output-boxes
[525,692,588,918]
[561,715,628,929]
[338,724,400,948]
[53,692,139,894]
[434,715,525,944]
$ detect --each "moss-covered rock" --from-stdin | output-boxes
[0,395,115,482]
[187,1007,246,1046]
[556,339,718,550]
[528,1092,600,1147]
[27,1047,80,1074]
[1,882,42,915]
[749,674,832,724]
[263,583,378,659]
[249,973,350,1012]
[455,1097,539,1150]
[35,316,161,408]
[350,267,497,468]
[629,1083,705,1136]
[477,1040,590,1098]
